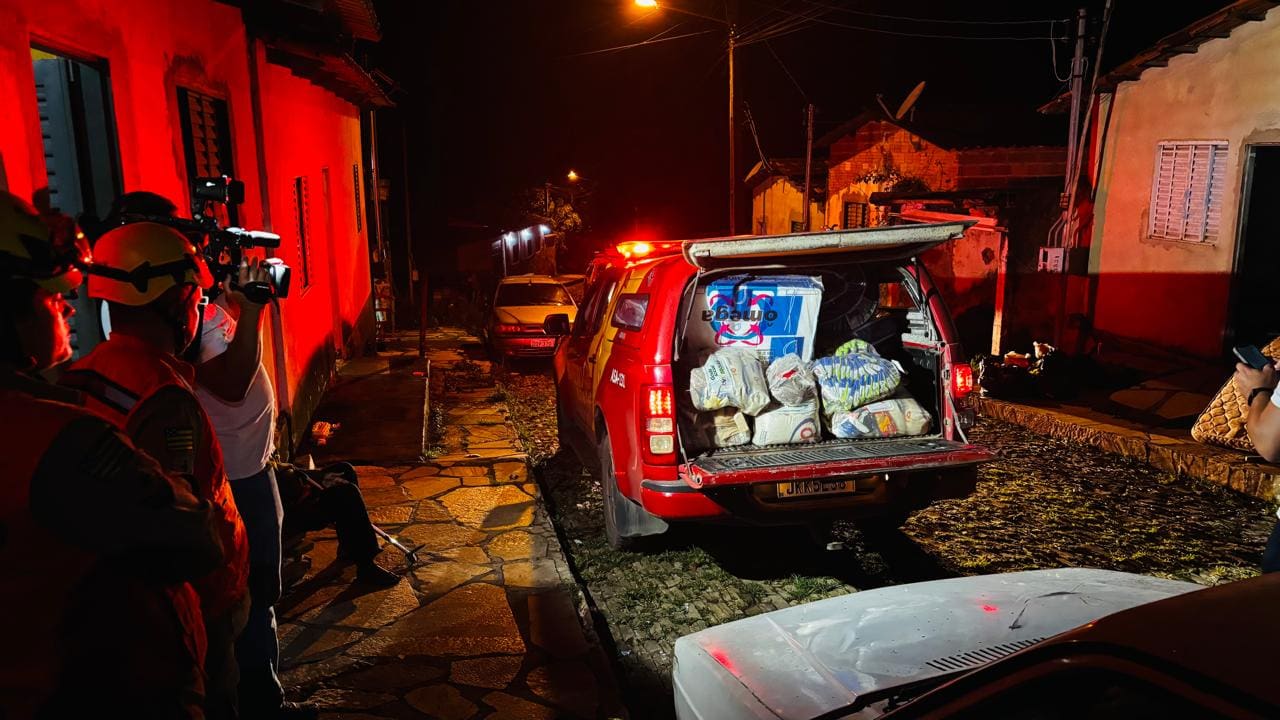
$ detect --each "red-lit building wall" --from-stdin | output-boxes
[0,0,373,450]
[255,51,373,434]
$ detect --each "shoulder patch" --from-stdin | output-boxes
[164,427,196,453]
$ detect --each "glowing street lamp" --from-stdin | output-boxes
[634,0,658,7]
[567,169,580,182]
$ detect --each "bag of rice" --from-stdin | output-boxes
[765,353,817,406]
[751,400,821,446]
[829,396,932,439]
[689,348,771,415]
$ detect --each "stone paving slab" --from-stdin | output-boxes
[279,330,626,719]
[973,396,1280,502]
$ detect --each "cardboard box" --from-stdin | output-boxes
[686,275,823,363]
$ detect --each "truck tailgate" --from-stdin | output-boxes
[683,438,994,488]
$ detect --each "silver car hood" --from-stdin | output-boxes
[673,568,1201,720]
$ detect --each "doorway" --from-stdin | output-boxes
[30,46,123,357]
[1231,146,1280,350]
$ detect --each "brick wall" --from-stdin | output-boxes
[957,147,1066,189]
[824,121,960,228]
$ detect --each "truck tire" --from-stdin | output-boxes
[596,431,671,550]
[598,432,638,551]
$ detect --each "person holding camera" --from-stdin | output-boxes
[1233,359,1280,573]
[63,221,250,719]
[0,193,224,717]
[193,259,318,719]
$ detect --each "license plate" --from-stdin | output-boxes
[776,479,856,499]
[531,337,556,348]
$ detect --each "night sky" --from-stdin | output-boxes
[372,0,1234,253]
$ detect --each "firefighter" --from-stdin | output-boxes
[64,221,251,719]
[0,192,222,717]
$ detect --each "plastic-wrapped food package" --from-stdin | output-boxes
[829,397,932,439]
[751,400,821,446]
[688,348,771,415]
[833,338,877,357]
[811,351,901,415]
[685,408,753,449]
[766,353,817,406]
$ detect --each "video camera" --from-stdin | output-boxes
[92,176,291,302]
[189,176,291,301]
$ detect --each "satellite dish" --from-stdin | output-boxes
[895,81,926,120]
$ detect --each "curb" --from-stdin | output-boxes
[973,396,1280,504]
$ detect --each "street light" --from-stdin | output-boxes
[631,0,737,235]
[567,169,580,183]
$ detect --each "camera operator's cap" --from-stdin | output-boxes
[0,192,90,294]
[87,221,213,306]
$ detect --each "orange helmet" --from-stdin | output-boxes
[0,192,89,294]
[87,222,213,305]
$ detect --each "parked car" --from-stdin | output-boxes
[485,274,577,360]
[549,224,993,550]
[673,569,1280,719]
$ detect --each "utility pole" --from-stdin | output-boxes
[727,26,736,236]
[1062,7,1087,249]
[802,102,815,230]
[1054,7,1088,350]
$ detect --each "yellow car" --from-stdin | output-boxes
[485,274,578,359]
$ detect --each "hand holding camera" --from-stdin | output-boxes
[224,257,274,308]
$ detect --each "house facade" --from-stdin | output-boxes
[814,109,1066,354]
[746,159,827,235]
[1066,0,1280,359]
[0,0,390,450]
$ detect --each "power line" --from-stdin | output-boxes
[785,12,1065,41]
[568,28,720,57]
[746,0,1069,41]
[764,40,808,100]
[793,0,1068,26]
[1049,20,1071,82]
[738,3,829,46]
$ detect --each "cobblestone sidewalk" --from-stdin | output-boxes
[277,330,625,719]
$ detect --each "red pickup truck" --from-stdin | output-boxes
[548,222,994,549]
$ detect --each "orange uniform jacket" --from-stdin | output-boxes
[0,377,222,718]
[65,333,250,621]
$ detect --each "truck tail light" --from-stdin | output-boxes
[951,363,974,401]
[644,385,675,455]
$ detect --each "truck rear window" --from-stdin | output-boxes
[611,294,649,331]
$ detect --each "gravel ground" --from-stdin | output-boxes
[497,363,1275,719]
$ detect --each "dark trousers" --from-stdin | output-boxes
[230,465,286,713]
[1264,516,1280,574]
[323,481,381,562]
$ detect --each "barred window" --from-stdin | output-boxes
[1148,141,1228,243]
[843,201,869,229]
[293,176,311,288]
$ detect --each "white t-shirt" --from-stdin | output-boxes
[194,302,277,481]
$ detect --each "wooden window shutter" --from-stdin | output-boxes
[1148,141,1228,243]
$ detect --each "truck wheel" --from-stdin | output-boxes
[598,433,637,551]
[555,388,572,450]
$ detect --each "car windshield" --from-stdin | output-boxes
[495,283,573,306]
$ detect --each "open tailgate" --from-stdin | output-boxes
[682,438,994,488]
[682,221,976,270]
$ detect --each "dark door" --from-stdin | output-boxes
[31,50,122,357]
[1231,146,1280,350]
